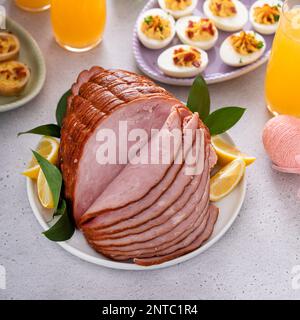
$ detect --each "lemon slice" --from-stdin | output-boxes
[22,136,59,179]
[212,135,256,166]
[210,158,246,202]
[37,170,54,209]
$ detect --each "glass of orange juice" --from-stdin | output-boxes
[50,0,106,52]
[15,0,50,12]
[265,0,300,117]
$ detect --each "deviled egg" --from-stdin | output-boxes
[250,0,282,34]
[203,0,248,31]
[137,8,176,49]
[220,30,266,67]
[158,0,199,19]
[176,16,219,50]
[158,44,208,78]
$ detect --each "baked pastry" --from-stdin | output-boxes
[0,32,20,62]
[0,60,30,96]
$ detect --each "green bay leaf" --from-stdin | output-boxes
[56,89,71,127]
[187,75,210,120]
[32,150,62,210]
[18,124,61,138]
[43,207,75,242]
[204,107,246,136]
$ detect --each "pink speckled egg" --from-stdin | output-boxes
[262,115,300,174]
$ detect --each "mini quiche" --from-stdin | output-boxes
[0,32,20,62]
[158,44,208,77]
[250,0,282,34]
[0,60,30,96]
[220,30,266,66]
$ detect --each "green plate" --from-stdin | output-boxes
[0,17,46,113]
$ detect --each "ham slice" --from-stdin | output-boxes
[133,205,219,266]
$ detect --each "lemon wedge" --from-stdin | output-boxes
[22,136,59,179]
[212,135,256,166]
[37,170,55,209]
[210,158,246,202]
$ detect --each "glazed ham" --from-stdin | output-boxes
[59,66,219,266]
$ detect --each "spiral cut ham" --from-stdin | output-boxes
[59,66,219,266]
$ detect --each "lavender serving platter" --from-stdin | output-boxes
[133,0,273,86]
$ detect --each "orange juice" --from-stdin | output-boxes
[265,0,300,116]
[51,0,106,52]
[15,0,50,12]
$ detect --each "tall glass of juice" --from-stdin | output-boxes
[15,0,50,12]
[51,0,106,52]
[265,0,300,116]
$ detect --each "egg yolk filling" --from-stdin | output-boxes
[254,4,280,25]
[186,18,215,41]
[173,47,201,67]
[0,62,27,84]
[141,15,171,40]
[0,35,17,54]
[230,31,264,55]
[209,0,237,17]
[165,0,192,11]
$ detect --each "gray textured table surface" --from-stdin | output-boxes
[1,0,300,300]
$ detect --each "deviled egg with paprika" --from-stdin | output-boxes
[203,0,248,31]
[176,16,219,50]
[158,0,199,19]
[250,0,282,34]
[220,30,266,67]
[137,8,176,49]
[157,44,208,77]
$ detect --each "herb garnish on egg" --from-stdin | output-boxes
[230,31,264,55]
[220,31,266,67]
[141,15,171,40]
[137,8,176,49]
[250,0,282,34]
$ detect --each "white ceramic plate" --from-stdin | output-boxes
[26,132,246,270]
[0,17,46,113]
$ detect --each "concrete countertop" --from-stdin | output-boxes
[1,0,300,300]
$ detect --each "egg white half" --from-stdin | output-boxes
[250,0,282,35]
[158,0,199,19]
[176,16,219,50]
[158,44,209,78]
[220,31,266,67]
[203,0,248,32]
[137,8,176,49]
